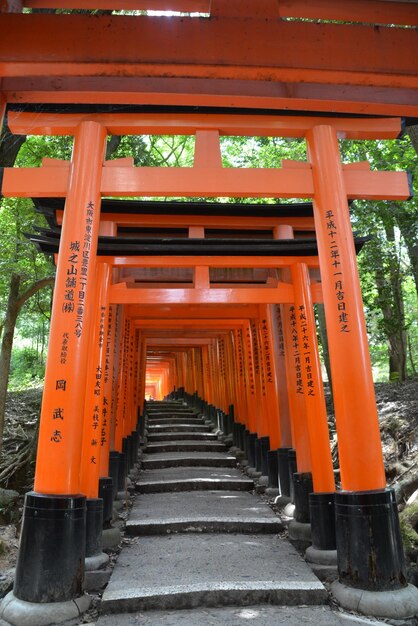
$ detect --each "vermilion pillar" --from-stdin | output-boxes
[80,262,110,499]
[306,125,385,492]
[35,121,107,494]
[307,125,408,597]
[291,263,334,494]
[14,121,107,608]
[100,302,117,479]
[282,302,312,474]
[271,304,292,448]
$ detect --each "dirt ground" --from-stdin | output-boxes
[0,380,417,592]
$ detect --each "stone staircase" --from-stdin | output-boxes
[95,400,364,625]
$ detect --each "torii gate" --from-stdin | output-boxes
[0,107,415,625]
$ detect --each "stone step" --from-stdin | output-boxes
[147,409,196,414]
[136,477,254,494]
[126,490,281,535]
[137,466,244,482]
[147,424,212,433]
[146,403,185,408]
[146,400,187,409]
[147,417,206,425]
[100,533,327,614]
[147,432,218,442]
[97,605,374,626]
[144,441,227,454]
[141,452,237,470]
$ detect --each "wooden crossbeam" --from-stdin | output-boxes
[8,111,403,138]
[0,15,415,89]
[1,163,410,201]
[108,281,325,304]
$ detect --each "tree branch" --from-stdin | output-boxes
[16,277,54,311]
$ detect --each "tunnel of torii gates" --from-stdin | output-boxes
[0,109,416,618]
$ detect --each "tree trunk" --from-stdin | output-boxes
[375,268,407,382]
[0,276,54,451]
[0,274,20,450]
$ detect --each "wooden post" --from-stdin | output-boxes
[306,125,385,491]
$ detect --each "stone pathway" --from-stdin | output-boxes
[96,400,379,625]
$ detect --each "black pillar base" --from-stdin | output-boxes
[131,431,139,465]
[238,424,246,451]
[98,477,113,527]
[126,435,134,470]
[246,433,257,467]
[335,488,407,591]
[287,448,297,503]
[242,430,251,460]
[14,492,86,603]
[277,447,292,497]
[108,451,119,500]
[117,451,127,491]
[259,436,270,477]
[293,472,313,523]
[86,498,104,558]
[309,492,336,551]
[267,449,279,488]
[122,438,130,473]
[254,438,262,472]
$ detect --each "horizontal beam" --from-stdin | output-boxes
[5,77,418,118]
[112,281,323,303]
[136,318,249,329]
[145,338,213,345]
[2,164,410,200]
[126,303,261,317]
[96,214,316,230]
[108,256,321,268]
[109,283,295,304]
[0,15,416,90]
[8,111,403,139]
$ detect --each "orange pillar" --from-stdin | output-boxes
[35,121,107,495]
[259,305,282,450]
[100,302,117,478]
[79,262,110,499]
[14,121,107,606]
[250,319,269,437]
[271,304,293,448]
[306,125,385,491]
[242,323,257,433]
[291,262,335,493]
[282,302,312,474]
[109,305,123,453]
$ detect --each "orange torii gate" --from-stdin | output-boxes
[0,109,415,625]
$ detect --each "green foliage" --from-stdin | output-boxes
[9,346,45,391]
[399,502,418,558]
[340,135,418,379]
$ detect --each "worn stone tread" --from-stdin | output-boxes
[136,477,254,493]
[147,432,218,442]
[145,441,227,453]
[126,517,282,535]
[147,418,206,426]
[141,452,237,469]
[147,424,212,433]
[101,533,326,614]
[131,489,267,518]
[96,605,381,625]
[137,466,245,483]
